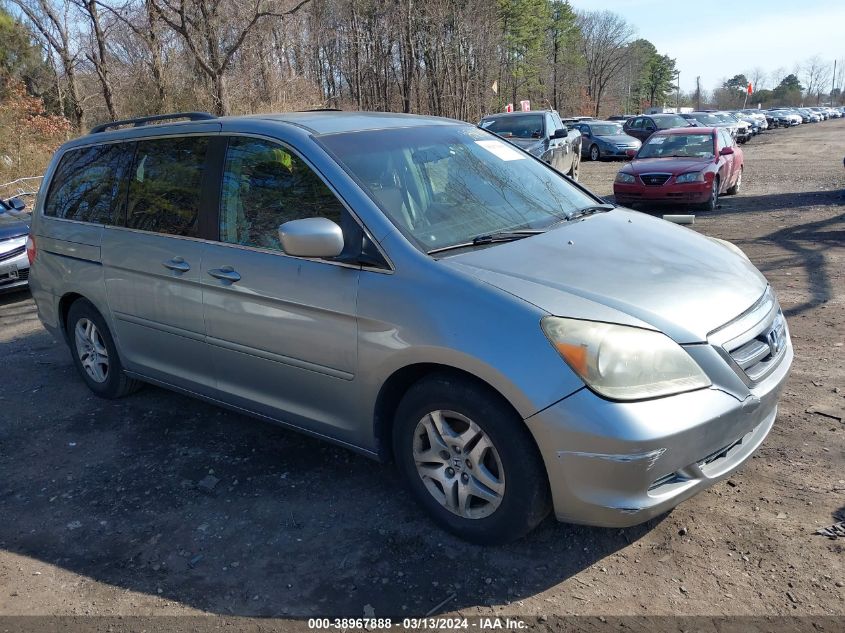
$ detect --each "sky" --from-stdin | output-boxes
[568,0,845,93]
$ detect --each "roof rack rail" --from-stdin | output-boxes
[90,112,216,134]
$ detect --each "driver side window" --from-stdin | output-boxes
[219,137,344,252]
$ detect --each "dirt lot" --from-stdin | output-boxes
[1,120,843,622]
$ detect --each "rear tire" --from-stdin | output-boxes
[67,299,142,399]
[392,373,551,544]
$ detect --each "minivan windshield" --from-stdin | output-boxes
[320,125,597,253]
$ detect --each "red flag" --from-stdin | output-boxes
[520,100,531,112]
[747,82,753,95]
[505,103,514,112]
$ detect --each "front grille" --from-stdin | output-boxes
[0,245,25,262]
[640,173,671,186]
[726,312,787,382]
[710,289,788,386]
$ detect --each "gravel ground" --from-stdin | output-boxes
[0,119,843,622]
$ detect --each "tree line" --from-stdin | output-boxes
[1,0,682,132]
[0,0,841,136]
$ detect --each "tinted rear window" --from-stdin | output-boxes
[126,136,209,236]
[44,143,134,223]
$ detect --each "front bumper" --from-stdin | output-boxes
[526,335,792,528]
[614,181,711,205]
[0,248,29,292]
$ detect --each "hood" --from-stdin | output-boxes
[442,209,767,343]
[598,134,640,146]
[625,157,713,175]
[0,214,30,241]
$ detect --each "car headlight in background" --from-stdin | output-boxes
[541,317,711,400]
[675,172,705,183]
[615,172,636,184]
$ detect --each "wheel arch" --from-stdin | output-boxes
[58,292,86,342]
[372,363,525,462]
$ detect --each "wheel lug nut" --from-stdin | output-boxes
[461,473,469,483]
[453,446,461,454]
[439,450,450,460]
[446,467,455,477]
[465,459,472,469]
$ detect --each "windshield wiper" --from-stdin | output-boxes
[569,204,615,219]
[427,230,541,255]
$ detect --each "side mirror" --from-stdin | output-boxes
[719,146,735,156]
[625,148,638,158]
[8,197,26,211]
[278,217,344,258]
[552,128,568,139]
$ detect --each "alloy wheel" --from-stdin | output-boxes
[412,410,505,519]
[74,318,110,383]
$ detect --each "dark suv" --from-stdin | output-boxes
[623,114,692,142]
[479,110,582,180]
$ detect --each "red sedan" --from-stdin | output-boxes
[613,127,743,211]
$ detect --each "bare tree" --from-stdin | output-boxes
[149,0,311,115]
[801,55,832,104]
[11,0,85,129]
[74,0,117,121]
[576,10,634,117]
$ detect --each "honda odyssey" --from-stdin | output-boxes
[28,111,792,544]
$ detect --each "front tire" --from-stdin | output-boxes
[699,176,720,211]
[569,153,580,181]
[67,299,142,399]
[589,144,600,161]
[393,373,551,544]
[726,168,742,195]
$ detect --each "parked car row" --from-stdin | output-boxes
[762,105,843,127]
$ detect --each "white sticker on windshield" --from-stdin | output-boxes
[475,139,526,161]
[648,136,666,144]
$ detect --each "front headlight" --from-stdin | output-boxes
[675,172,705,183]
[615,172,636,184]
[541,317,711,400]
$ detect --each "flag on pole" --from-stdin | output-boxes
[520,100,531,112]
[505,103,513,112]
[747,82,753,95]
[491,80,498,95]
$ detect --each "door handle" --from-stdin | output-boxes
[208,266,241,283]
[163,257,190,272]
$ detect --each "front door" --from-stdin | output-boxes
[200,136,361,441]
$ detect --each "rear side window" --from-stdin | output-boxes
[44,143,134,223]
[219,137,344,252]
[126,136,209,236]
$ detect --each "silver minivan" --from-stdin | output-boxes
[28,111,792,544]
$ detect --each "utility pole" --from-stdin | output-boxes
[676,71,681,111]
[695,76,701,110]
[833,59,837,102]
